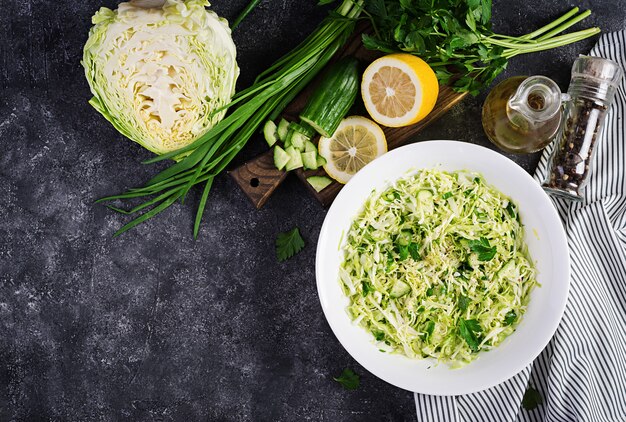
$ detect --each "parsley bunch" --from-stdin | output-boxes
[361,1,600,94]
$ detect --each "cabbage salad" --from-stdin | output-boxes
[339,169,537,365]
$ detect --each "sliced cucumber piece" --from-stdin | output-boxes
[285,146,303,171]
[283,130,293,149]
[316,155,327,167]
[285,129,294,143]
[468,253,480,270]
[417,190,434,213]
[263,120,278,147]
[273,145,290,171]
[307,176,333,192]
[417,190,433,201]
[291,132,308,151]
[299,121,316,138]
[396,230,412,246]
[390,280,411,298]
[497,260,516,279]
[304,140,317,153]
[277,118,290,142]
[301,151,318,170]
[289,121,316,138]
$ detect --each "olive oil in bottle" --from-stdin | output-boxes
[482,76,563,153]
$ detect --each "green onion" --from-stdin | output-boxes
[231,0,263,30]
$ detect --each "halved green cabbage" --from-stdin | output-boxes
[82,0,239,155]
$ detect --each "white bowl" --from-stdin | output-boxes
[316,141,569,395]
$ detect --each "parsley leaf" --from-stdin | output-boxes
[504,310,517,325]
[334,368,360,390]
[459,319,482,352]
[505,202,517,219]
[468,237,497,261]
[408,242,421,260]
[397,244,409,260]
[458,294,470,311]
[275,227,305,262]
[373,330,385,341]
[522,386,543,410]
[362,281,373,297]
[422,320,435,340]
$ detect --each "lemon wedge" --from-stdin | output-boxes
[361,54,439,128]
[318,116,387,184]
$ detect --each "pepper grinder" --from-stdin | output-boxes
[542,56,623,200]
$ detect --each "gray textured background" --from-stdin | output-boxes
[1,0,624,421]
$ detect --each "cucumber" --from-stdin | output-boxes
[307,176,333,192]
[273,145,290,171]
[289,121,315,139]
[300,57,360,137]
[291,132,308,151]
[283,129,293,149]
[396,230,412,246]
[390,280,411,298]
[497,260,516,279]
[417,190,433,201]
[316,155,327,167]
[263,120,278,147]
[299,121,316,138]
[285,146,303,171]
[301,151,318,170]
[277,118,290,142]
[417,190,434,213]
[468,253,480,270]
[304,140,317,153]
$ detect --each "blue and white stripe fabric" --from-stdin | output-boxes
[415,31,626,421]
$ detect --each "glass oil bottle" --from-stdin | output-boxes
[482,76,563,153]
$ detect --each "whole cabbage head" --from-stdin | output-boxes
[82,0,239,155]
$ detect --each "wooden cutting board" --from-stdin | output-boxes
[229,25,467,209]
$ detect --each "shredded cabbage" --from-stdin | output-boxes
[82,0,238,155]
[340,169,538,366]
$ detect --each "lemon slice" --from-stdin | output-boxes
[361,53,439,128]
[318,116,387,184]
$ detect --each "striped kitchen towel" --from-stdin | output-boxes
[415,30,626,422]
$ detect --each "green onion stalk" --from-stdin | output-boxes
[486,9,600,57]
[98,0,363,238]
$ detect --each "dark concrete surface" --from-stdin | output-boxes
[0,0,624,421]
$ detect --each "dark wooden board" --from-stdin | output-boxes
[229,25,468,209]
